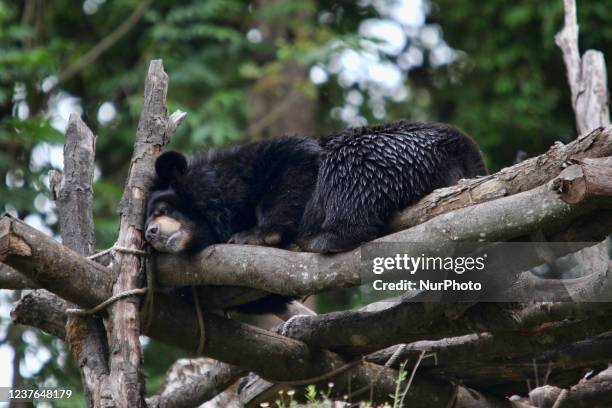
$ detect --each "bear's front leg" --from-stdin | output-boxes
[228,225,285,246]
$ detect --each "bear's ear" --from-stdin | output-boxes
[155,151,187,184]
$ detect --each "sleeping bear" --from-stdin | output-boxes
[145,121,486,313]
[145,120,486,257]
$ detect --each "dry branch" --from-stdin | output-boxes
[49,113,96,255]
[0,262,36,289]
[278,298,612,356]
[154,157,612,297]
[50,113,110,408]
[555,0,610,134]
[10,289,443,407]
[390,126,612,230]
[105,59,183,407]
[11,290,69,339]
[12,290,511,408]
[0,216,112,305]
[147,359,245,408]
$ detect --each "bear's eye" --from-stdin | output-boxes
[154,206,168,216]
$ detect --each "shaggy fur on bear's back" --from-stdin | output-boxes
[298,121,486,252]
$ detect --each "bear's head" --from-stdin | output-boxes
[145,151,230,254]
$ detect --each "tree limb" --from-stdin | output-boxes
[555,0,610,134]
[391,126,612,230]
[0,262,36,290]
[57,0,153,86]
[104,59,181,407]
[154,158,612,296]
[50,113,111,408]
[147,359,245,408]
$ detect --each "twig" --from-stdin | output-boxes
[57,0,153,86]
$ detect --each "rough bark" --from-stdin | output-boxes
[49,113,96,255]
[103,59,184,408]
[49,113,110,408]
[0,216,113,305]
[278,298,612,356]
[153,158,612,296]
[555,0,610,134]
[555,366,612,408]
[147,359,245,408]
[11,289,69,339]
[11,289,456,407]
[0,262,36,289]
[12,289,513,408]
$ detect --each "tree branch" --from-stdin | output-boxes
[0,262,36,290]
[57,0,153,86]
[555,0,610,134]
[50,113,111,408]
[391,126,612,230]
[154,158,612,296]
[104,59,181,407]
[147,359,245,408]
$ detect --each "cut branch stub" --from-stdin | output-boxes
[0,216,111,305]
[552,158,612,204]
[53,113,97,255]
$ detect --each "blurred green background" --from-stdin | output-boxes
[1,0,611,405]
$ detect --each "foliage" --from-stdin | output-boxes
[1,0,610,402]
[418,0,612,169]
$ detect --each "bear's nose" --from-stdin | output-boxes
[145,224,160,241]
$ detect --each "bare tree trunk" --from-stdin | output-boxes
[555,0,610,134]
[102,60,182,407]
[50,113,110,407]
[7,291,34,408]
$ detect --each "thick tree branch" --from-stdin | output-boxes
[104,59,182,407]
[278,298,612,356]
[15,288,608,408]
[147,359,245,408]
[391,126,612,230]
[49,113,96,254]
[0,262,36,289]
[154,158,612,296]
[11,290,69,339]
[368,316,612,391]
[0,216,112,305]
[50,113,111,408]
[555,0,610,134]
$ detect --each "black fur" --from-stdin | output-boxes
[298,121,487,252]
[149,135,321,253]
[147,120,486,313]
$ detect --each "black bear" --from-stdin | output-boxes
[145,120,486,257]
